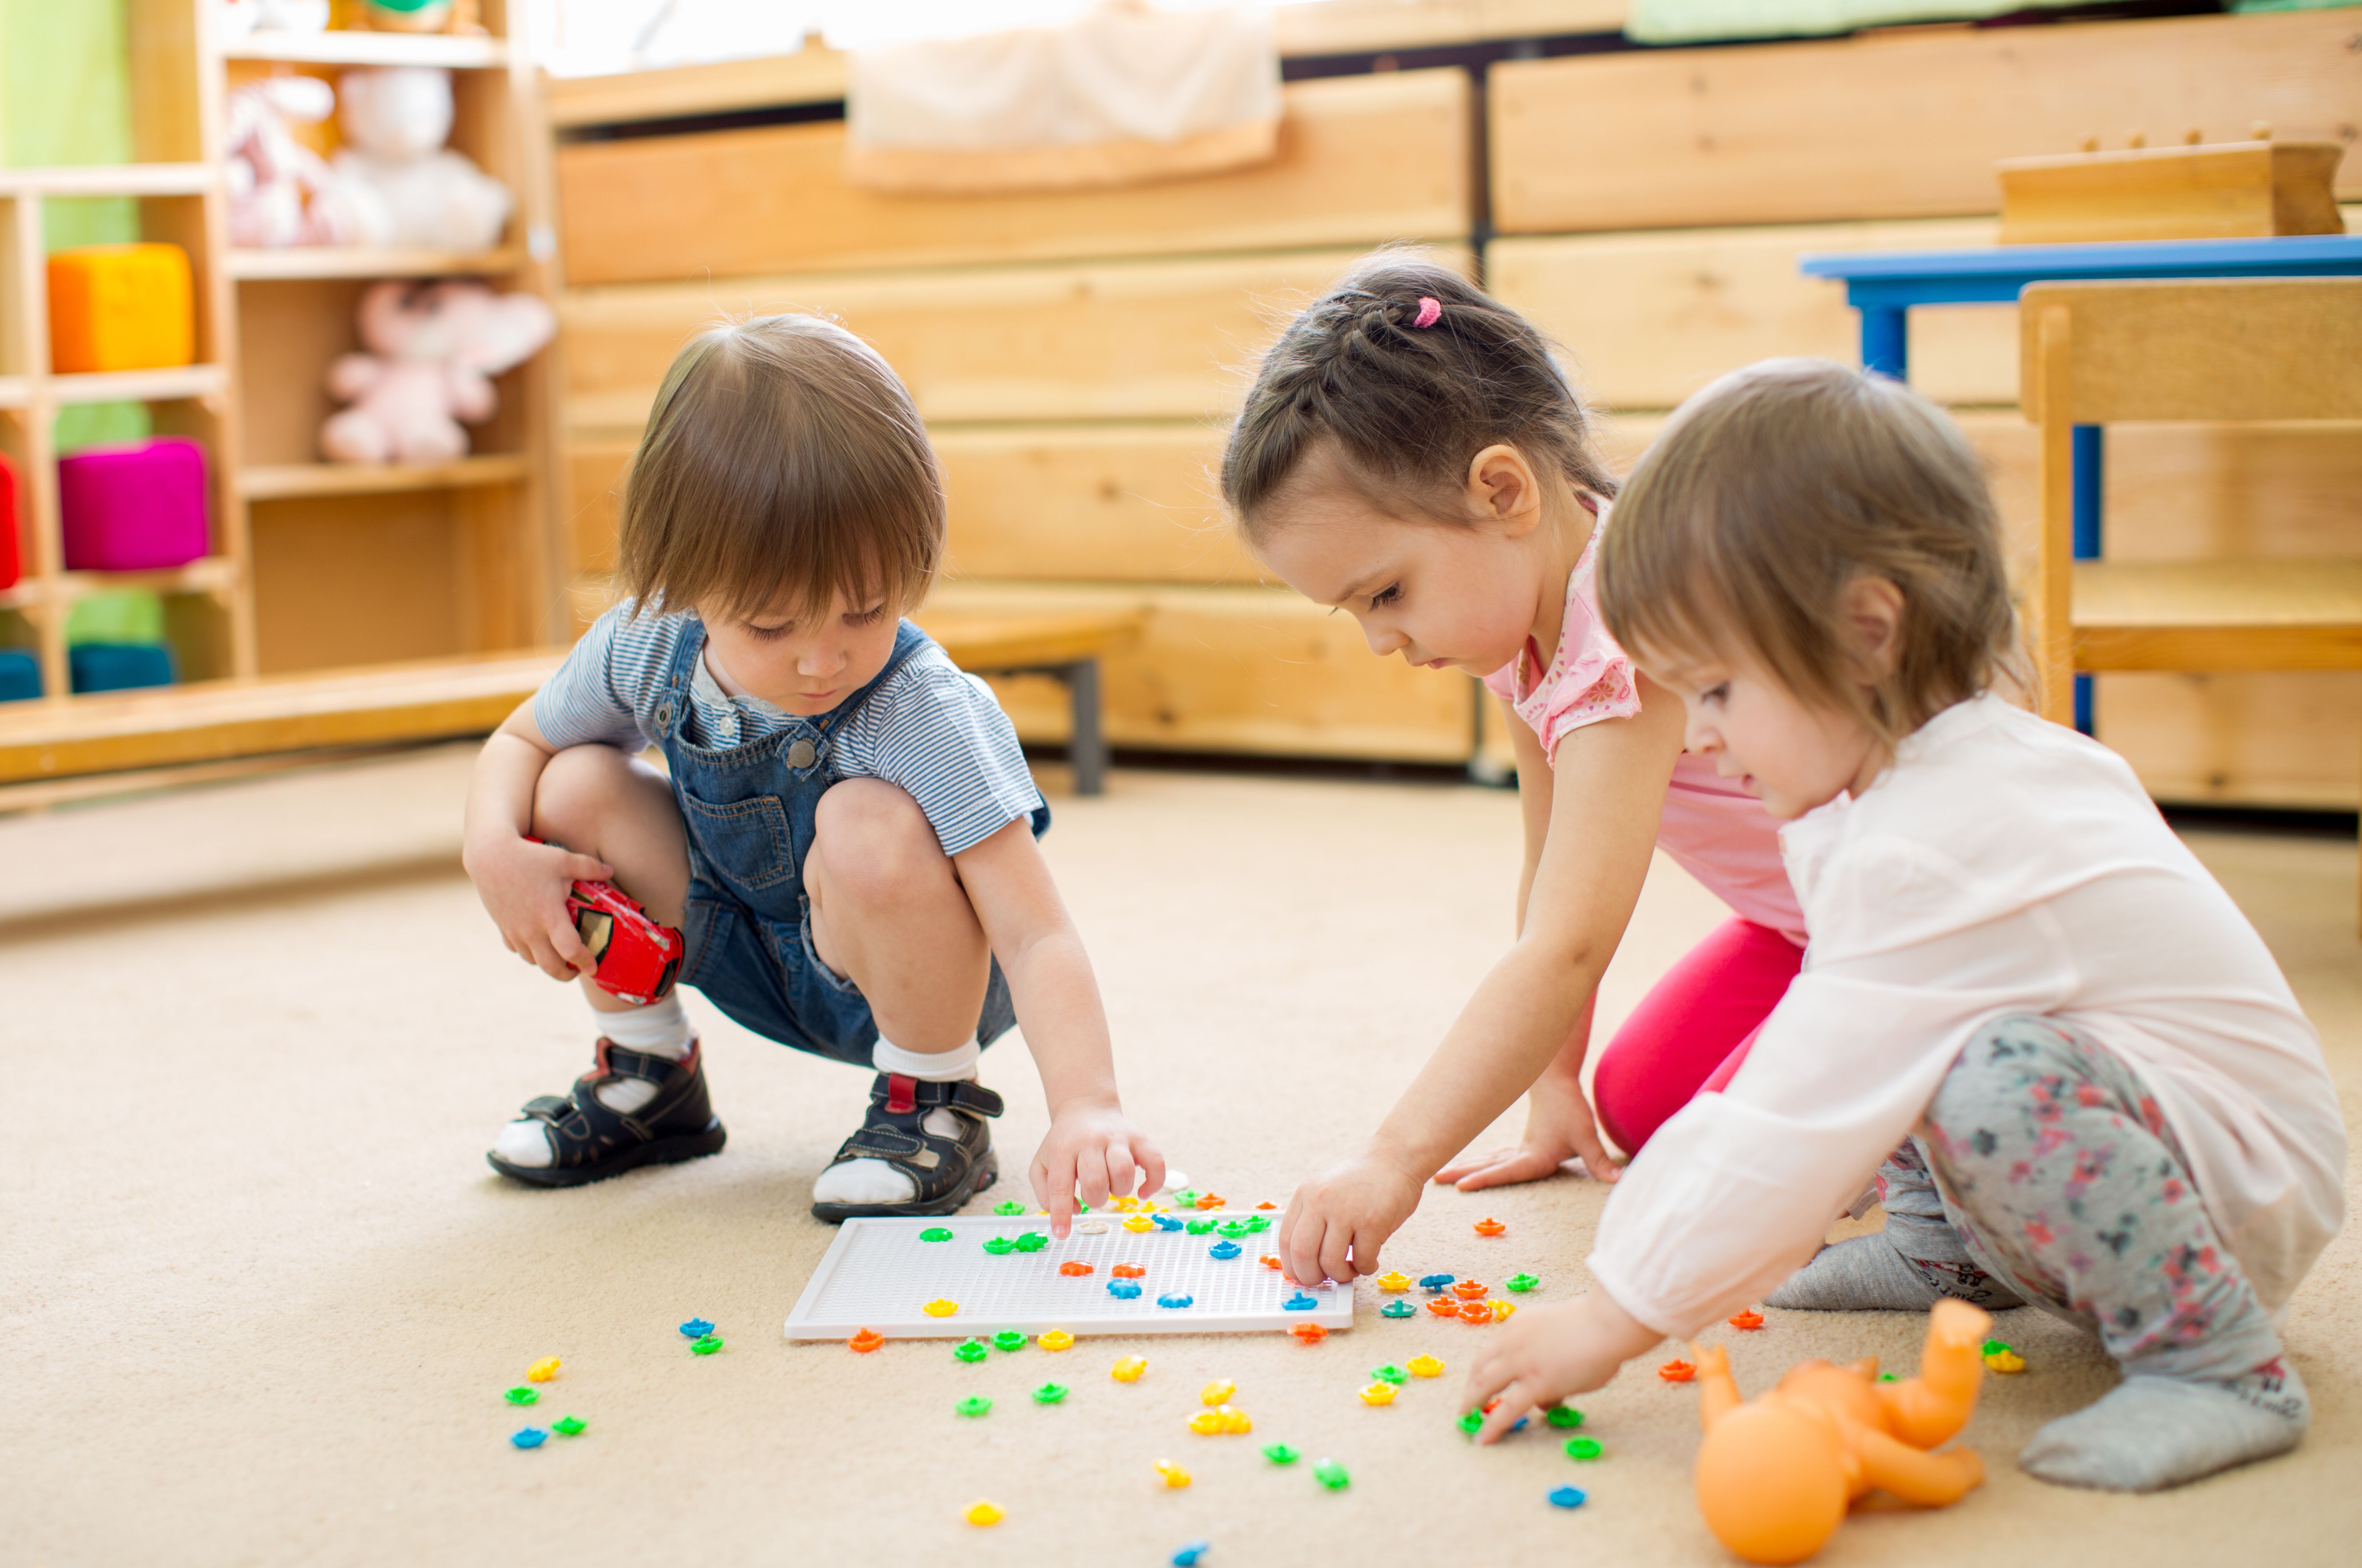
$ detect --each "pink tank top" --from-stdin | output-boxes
[1481,515,1807,945]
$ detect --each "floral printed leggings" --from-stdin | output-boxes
[1885,1014,2286,1384]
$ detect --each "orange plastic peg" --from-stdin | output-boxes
[1058,1261,1095,1277]
[849,1328,884,1353]
[1452,1279,1488,1300]
[1112,1263,1146,1278]
[1426,1297,1463,1318]
[1473,1218,1506,1236]
[1458,1302,1493,1325]
[1729,1310,1766,1330]
[1659,1359,1697,1383]
[1290,1323,1328,1344]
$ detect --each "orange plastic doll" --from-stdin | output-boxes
[1693,1298,1991,1565]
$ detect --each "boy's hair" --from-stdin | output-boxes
[1220,251,1618,537]
[1598,358,2017,742]
[618,314,943,623]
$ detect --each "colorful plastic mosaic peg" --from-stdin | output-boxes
[1544,1405,1584,1428]
[1312,1459,1351,1490]
[1262,1442,1300,1464]
[1358,1383,1397,1406]
[1457,1302,1492,1324]
[992,1201,1027,1216]
[1112,1357,1149,1382]
[1418,1273,1455,1293]
[1407,1355,1445,1377]
[552,1416,587,1436]
[1658,1358,1696,1383]
[1505,1273,1540,1293]
[1371,1364,1409,1384]
[679,1318,714,1337]
[1985,1346,2027,1373]
[1155,1460,1192,1489]
[1013,1232,1048,1252]
[1039,1330,1074,1351]
[1381,1300,1416,1319]
[1209,1242,1242,1260]
[1112,1262,1146,1278]
[1195,1193,1226,1210]
[1283,1293,1319,1311]
[691,1334,724,1354]
[511,1427,547,1449]
[526,1358,561,1382]
[1474,1218,1506,1236]
[1184,1219,1217,1235]
[1033,1382,1069,1404]
[983,1236,1018,1254]
[1728,1309,1765,1330]
[503,1387,538,1406]
[1169,1190,1199,1209]
[1201,1379,1237,1406]
[849,1328,884,1353]
[1565,1437,1603,1460]
[1457,1409,1485,1435]
[1548,1485,1588,1509]
[956,1396,993,1417]
[1375,1271,1412,1293]
[1489,1300,1517,1322]
[1260,1255,1284,1270]
[922,1299,959,1318]
[1123,1214,1155,1233]
[1290,1324,1327,1344]
[1153,1214,1186,1232]
[1108,1282,1143,1299]
[1157,1293,1195,1310]
[1217,1219,1251,1238]
[993,1331,1027,1352]
[1452,1278,1489,1300]
[1427,1297,1464,1318]
[964,1500,1004,1526]
[1059,1260,1095,1277]
[955,1338,990,1363]
[1172,1540,1211,1567]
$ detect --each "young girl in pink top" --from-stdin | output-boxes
[1223,254,1806,1286]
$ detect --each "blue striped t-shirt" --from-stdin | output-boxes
[534,603,1047,857]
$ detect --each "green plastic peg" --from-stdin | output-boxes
[1545,1405,1584,1429]
[920,1227,953,1242]
[1312,1459,1350,1490]
[993,1331,1027,1352]
[955,1339,989,1362]
[503,1387,538,1405]
[1033,1383,1069,1404]
[993,1201,1027,1216]
[956,1396,992,1417]
[1565,1437,1602,1461]
[691,1334,723,1355]
[1261,1443,1300,1464]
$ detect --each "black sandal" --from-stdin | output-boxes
[486,1038,727,1187]
[810,1072,1002,1222]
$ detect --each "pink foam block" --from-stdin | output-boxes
[58,438,210,572]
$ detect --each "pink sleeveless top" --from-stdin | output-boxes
[1481,516,1807,945]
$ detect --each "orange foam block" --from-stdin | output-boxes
[47,245,194,374]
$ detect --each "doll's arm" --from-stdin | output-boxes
[326,353,385,401]
[1854,1427,1984,1507]
[1873,1298,1991,1449]
[1695,1343,1744,1431]
[447,365,496,423]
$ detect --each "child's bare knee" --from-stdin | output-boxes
[814,779,945,905]
[532,745,636,840]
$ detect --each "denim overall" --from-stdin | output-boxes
[656,617,1017,1064]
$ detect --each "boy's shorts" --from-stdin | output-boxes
[679,881,1017,1066]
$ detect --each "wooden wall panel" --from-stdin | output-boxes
[562,246,1470,436]
[939,424,1263,586]
[1489,221,2016,410]
[557,69,1472,287]
[250,495,465,674]
[1492,10,2362,235]
[562,439,631,582]
[930,580,1476,762]
[2098,672,2359,810]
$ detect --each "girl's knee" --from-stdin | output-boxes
[532,744,648,839]
[814,779,947,904]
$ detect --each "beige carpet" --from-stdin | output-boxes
[5,750,2358,1567]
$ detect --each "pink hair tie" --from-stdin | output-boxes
[1411,296,1442,329]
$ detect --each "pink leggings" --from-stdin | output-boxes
[1590,917,1804,1157]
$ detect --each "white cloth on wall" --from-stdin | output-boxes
[846,1,1282,194]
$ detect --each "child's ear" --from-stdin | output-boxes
[1463,443,1544,536]
[1841,575,1907,682]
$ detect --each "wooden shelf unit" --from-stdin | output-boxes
[0,0,559,754]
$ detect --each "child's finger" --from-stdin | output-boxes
[1567,1123,1622,1184]
[1279,1213,1326,1287]
[1042,1149,1078,1238]
[1075,1149,1111,1211]
[1317,1223,1358,1288]
[1451,1149,1560,1191]
[1476,1380,1537,1445]
[1132,1141,1167,1200]
[548,919,595,975]
[563,852,614,883]
[1102,1143,1137,1203]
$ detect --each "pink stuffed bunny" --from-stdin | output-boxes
[320,280,554,464]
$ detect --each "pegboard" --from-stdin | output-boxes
[784,1212,1354,1340]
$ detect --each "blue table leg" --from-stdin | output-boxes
[1859,308,1908,380]
[2071,424,2103,735]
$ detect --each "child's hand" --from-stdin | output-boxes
[1276,1152,1423,1287]
[1029,1098,1165,1240]
[1462,1290,1663,1443]
[1433,1072,1622,1191]
[464,830,615,983]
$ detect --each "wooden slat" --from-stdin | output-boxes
[542,48,850,129]
[2096,671,2360,810]
[2021,278,2362,426]
[917,608,1143,671]
[1488,220,2014,411]
[243,454,533,500]
[1275,0,1624,55]
[1491,9,2362,235]
[2073,559,2362,671]
[939,425,1262,585]
[0,651,561,782]
[563,246,1471,433]
[555,69,1472,286]
[929,580,1476,762]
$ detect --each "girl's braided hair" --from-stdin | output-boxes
[1221,250,1617,538]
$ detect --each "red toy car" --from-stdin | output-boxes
[528,838,684,1004]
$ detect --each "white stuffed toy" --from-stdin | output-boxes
[225,77,362,249]
[320,280,556,464]
[331,67,513,252]
[218,0,329,39]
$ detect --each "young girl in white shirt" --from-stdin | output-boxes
[1223,255,1811,1289]
[1464,357,2346,1493]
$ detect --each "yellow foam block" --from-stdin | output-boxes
[48,244,194,374]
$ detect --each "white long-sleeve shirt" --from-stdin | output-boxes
[1588,695,2347,1340]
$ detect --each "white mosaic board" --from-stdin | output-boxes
[784,1212,1354,1340]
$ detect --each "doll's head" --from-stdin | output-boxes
[1220,252,1619,677]
[1598,359,2017,818]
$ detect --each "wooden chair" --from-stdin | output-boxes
[2020,277,2362,926]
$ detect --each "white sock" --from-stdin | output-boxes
[871,1034,979,1082]
[812,1038,980,1204]
[491,1000,694,1169]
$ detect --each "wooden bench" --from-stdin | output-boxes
[0,610,1143,795]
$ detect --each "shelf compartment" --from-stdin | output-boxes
[0,376,29,409]
[0,164,216,199]
[220,30,508,69]
[227,245,526,281]
[242,453,531,500]
[49,364,228,405]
